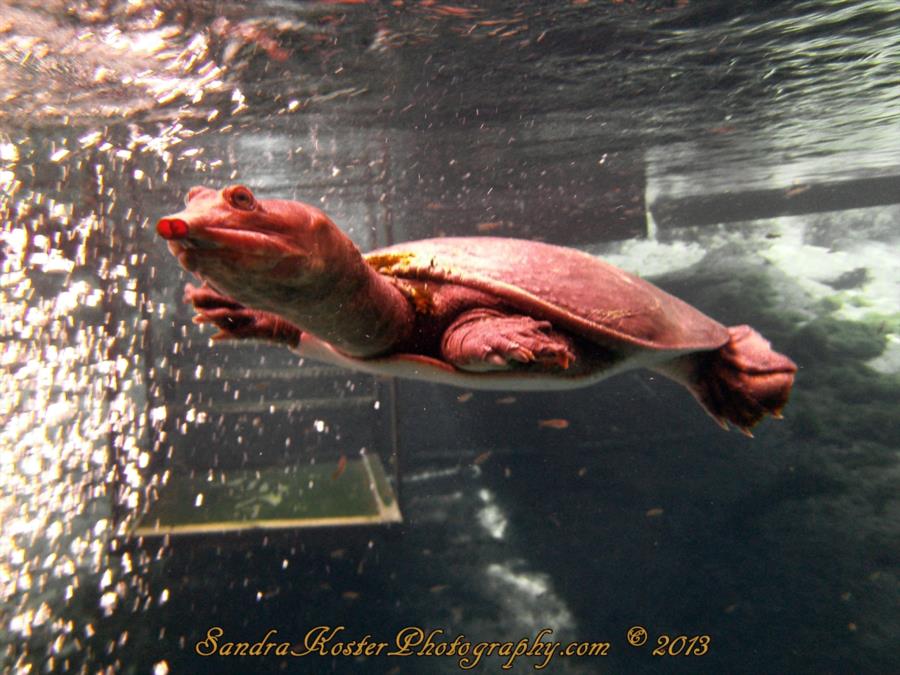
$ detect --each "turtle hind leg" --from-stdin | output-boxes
[440,308,577,372]
[184,283,302,347]
[659,325,797,434]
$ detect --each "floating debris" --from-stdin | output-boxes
[473,450,492,465]
[538,418,569,429]
[785,184,810,198]
[331,455,347,481]
[476,221,503,232]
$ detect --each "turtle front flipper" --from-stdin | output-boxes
[440,308,576,372]
[184,283,302,347]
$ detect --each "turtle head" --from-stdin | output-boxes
[157,185,355,306]
[158,184,412,356]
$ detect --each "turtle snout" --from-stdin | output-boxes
[157,218,223,252]
[185,185,216,205]
[157,217,189,240]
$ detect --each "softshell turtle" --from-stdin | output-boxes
[157,185,797,434]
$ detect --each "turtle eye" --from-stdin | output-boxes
[224,185,257,211]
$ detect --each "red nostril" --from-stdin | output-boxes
[157,218,189,240]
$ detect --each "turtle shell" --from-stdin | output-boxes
[365,237,730,352]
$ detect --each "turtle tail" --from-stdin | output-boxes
[661,325,797,436]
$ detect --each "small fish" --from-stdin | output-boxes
[433,4,479,18]
[342,591,360,601]
[785,184,810,198]
[429,584,449,594]
[473,450,492,465]
[538,418,569,429]
[495,396,517,405]
[499,27,526,38]
[577,467,587,477]
[645,507,664,518]
[332,455,347,481]
[476,221,503,233]
[457,392,473,403]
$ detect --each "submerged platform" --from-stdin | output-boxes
[133,453,400,536]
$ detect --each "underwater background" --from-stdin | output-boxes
[1,0,898,673]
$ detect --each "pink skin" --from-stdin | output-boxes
[157,185,571,368]
[656,325,797,436]
[157,185,415,357]
[441,309,575,371]
[158,185,797,433]
[183,282,302,347]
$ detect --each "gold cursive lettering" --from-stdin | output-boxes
[292,625,345,656]
[389,626,424,656]
[195,626,223,656]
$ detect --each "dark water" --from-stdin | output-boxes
[2,1,899,673]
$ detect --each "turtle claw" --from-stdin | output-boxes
[182,282,302,347]
[710,414,754,437]
[443,309,577,372]
[504,344,536,364]
[183,282,244,310]
[532,343,575,370]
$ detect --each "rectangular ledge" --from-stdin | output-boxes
[651,174,900,228]
[131,452,400,537]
